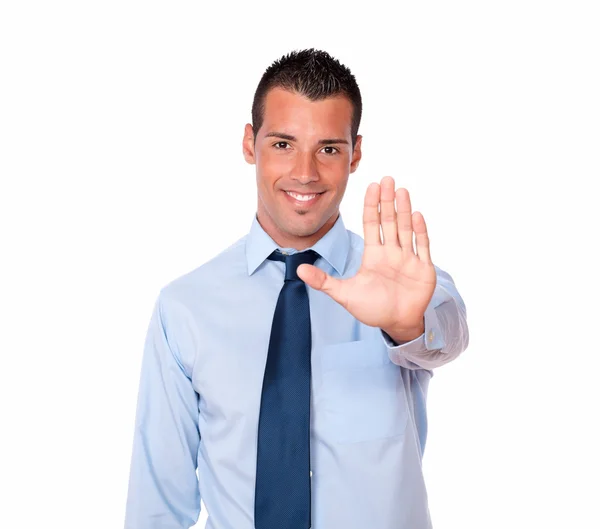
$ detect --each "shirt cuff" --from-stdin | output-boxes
[380,303,446,358]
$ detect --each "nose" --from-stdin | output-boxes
[291,151,319,184]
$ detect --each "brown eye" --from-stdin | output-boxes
[321,146,339,155]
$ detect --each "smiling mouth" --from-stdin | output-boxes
[283,190,325,207]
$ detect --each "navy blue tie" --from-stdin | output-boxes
[254,249,321,529]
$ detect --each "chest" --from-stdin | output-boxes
[189,282,408,445]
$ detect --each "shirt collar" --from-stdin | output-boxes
[245,212,350,277]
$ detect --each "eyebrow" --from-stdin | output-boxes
[264,131,349,145]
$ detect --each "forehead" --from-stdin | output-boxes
[261,87,353,138]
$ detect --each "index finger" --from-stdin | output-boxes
[363,182,382,246]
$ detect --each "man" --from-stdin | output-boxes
[124,48,469,529]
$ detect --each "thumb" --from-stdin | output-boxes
[297,263,344,303]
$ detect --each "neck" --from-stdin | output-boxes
[256,208,338,251]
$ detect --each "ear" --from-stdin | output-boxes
[350,134,362,173]
[242,123,256,165]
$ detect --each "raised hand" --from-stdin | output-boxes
[297,176,437,342]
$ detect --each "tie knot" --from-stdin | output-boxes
[267,249,320,281]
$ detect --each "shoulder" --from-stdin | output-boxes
[347,228,365,254]
[159,233,248,308]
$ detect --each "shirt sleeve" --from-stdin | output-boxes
[379,264,469,371]
[124,292,201,529]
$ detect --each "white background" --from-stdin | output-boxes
[1,1,599,528]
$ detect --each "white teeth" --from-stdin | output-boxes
[286,191,318,201]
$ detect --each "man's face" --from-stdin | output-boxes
[243,87,362,249]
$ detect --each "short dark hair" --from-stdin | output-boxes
[251,48,362,150]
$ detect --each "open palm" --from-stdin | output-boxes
[297,176,437,337]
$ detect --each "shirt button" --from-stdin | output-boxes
[310,470,313,477]
[428,330,434,342]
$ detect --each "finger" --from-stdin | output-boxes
[380,176,399,246]
[297,264,346,304]
[363,182,382,246]
[412,211,432,263]
[396,187,414,253]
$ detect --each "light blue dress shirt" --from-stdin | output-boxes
[124,212,469,529]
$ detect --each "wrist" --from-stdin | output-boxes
[383,321,425,345]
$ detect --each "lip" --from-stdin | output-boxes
[283,190,324,207]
